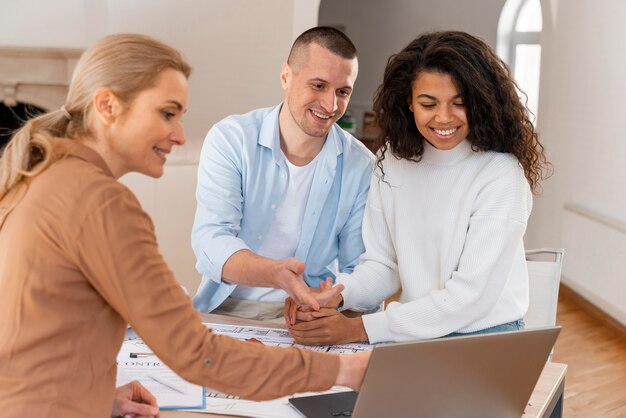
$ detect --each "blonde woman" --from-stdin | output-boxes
[0,33,368,417]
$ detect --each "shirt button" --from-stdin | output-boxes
[204,358,212,366]
[271,204,276,209]
[258,235,263,240]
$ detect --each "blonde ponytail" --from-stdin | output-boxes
[0,109,70,200]
[0,32,191,201]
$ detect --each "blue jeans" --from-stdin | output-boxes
[444,319,525,338]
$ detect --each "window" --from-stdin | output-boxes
[497,0,542,123]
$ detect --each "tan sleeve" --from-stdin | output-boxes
[72,184,339,400]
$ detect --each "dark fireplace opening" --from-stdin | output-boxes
[0,103,46,152]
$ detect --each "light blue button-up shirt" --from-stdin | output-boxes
[192,104,373,312]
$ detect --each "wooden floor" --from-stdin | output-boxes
[551,291,626,417]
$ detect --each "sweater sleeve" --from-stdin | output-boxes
[337,174,402,310]
[346,161,531,343]
[74,184,339,400]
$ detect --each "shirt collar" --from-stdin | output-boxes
[60,140,115,178]
[0,139,114,228]
[260,103,344,164]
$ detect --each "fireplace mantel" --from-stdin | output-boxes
[0,46,83,111]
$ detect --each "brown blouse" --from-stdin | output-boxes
[0,141,338,417]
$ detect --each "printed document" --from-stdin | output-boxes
[183,322,372,417]
[116,329,205,410]
[117,322,372,416]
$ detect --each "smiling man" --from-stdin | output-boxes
[192,27,373,320]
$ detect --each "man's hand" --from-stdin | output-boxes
[222,252,343,313]
[222,252,324,310]
[275,258,323,311]
[111,381,160,418]
[288,311,368,345]
[284,277,344,325]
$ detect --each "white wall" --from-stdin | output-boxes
[0,0,295,156]
[0,0,306,293]
[527,0,626,325]
[318,0,507,135]
[3,1,624,323]
[0,0,93,48]
[318,0,626,325]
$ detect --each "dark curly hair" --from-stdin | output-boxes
[372,31,551,194]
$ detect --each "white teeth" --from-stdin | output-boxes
[153,147,166,158]
[433,127,458,136]
[311,110,330,119]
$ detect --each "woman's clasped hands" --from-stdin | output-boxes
[284,278,368,345]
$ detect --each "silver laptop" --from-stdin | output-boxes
[289,326,560,418]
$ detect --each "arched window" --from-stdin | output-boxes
[497,0,542,122]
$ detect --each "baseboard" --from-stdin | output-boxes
[559,283,626,339]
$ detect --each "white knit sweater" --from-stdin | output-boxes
[337,140,532,343]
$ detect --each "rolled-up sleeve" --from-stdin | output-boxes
[75,185,340,399]
[192,124,250,283]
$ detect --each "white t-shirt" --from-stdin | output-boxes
[231,154,318,301]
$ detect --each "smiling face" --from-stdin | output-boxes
[280,42,358,141]
[105,68,188,178]
[409,71,469,150]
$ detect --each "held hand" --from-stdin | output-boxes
[284,277,344,325]
[276,258,320,311]
[315,277,344,309]
[288,312,368,345]
[335,352,371,391]
[286,306,339,326]
[284,296,299,326]
[111,380,160,418]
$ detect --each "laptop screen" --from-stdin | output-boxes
[289,326,560,418]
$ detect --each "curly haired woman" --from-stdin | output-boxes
[287,30,551,345]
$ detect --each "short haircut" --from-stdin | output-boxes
[287,26,357,65]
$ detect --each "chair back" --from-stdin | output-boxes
[524,248,564,329]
